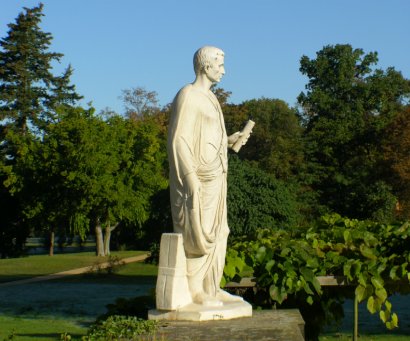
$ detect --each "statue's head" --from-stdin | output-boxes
[193,46,225,83]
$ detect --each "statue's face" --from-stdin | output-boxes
[205,55,225,83]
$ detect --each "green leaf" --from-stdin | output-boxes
[306,296,314,305]
[269,285,287,304]
[389,266,399,280]
[371,276,384,289]
[360,244,377,260]
[343,230,351,243]
[355,285,366,303]
[224,263,236,278]
[367,296,376,314]
[280,247,291,257]
[380,310,387,323]
[300,267,314,282]
[392,313,398,327]
[343,261,353,280]
[265,259,275,273]
[375,287,387,302]
[255,246,267,263]
[357,273,367,287]
[220,276,227,288]
[306,257,319,268]
[386,313,399,329]
[303,283,314,295]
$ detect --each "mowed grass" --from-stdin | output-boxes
[0,250,147,283]
[0,315,89,341]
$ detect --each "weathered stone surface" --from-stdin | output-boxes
[156,233,192,310]
[148,309,305,341]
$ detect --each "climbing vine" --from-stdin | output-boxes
[223,214,410,330]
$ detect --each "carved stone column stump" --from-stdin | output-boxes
[155,233,192,310]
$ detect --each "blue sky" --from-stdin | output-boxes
[1,1,410,114]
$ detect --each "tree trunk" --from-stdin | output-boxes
[103,222,119,256]
[49,230,55,256]
[95,222,105,256]
[104,225,111,256]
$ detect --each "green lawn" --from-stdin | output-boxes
[0,316,89,341]
[0,254,157,341]
[0,250,147,283]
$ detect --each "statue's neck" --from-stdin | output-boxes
[192,74,213,92]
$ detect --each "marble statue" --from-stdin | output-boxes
[150,46,253,321]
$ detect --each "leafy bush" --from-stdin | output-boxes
[223,214,410,338]
[84,315,157,341]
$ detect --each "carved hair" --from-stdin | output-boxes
[193,46,224,75]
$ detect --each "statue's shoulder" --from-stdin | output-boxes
[174,84,194,102]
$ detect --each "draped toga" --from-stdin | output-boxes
[167,84,229,297]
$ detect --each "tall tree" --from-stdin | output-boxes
[0,3,81,135]
[0,4,81,256]
[298,44,410,221]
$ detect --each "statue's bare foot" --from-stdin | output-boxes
[193,292,223,307]
[216,289,243,302]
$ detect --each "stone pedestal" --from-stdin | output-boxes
[147,309,305,340]
[155,233,192,310]
[149,300,252,321]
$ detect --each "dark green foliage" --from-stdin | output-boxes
[0,183,28,258]
[298,44,410,221]
[227,154,303,236]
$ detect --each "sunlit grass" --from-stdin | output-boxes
[0,251,147,283]
[0,315,89,341]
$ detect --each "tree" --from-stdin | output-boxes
[227,154,303,236]
[298,44,410,221]
[0,4,81,256]
[120,87,160,120]
[0,3,81,135]
[383,105,410,218]
[224,98,305,181]
[48,108,168,256]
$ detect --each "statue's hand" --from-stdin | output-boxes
[184,172,201,197]
[228,131,243,147]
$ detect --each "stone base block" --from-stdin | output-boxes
[148,300,252,321]
[146,309,305,341]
